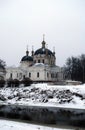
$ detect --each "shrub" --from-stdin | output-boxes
[7,79,20,87]
[0,79,5,87]
[7,79,14,87]
[20,78,33,86]
[13,79,20,87]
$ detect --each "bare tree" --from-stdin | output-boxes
[0,59,6,69]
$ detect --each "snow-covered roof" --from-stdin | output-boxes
[33,63,45,66]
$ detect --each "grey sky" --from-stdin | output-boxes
[0,0,85,67]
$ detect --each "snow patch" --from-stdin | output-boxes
[0,83,85,109]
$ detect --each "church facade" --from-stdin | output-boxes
[6,39,63,82]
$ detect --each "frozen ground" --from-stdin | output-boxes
[0,119,74,130]
[0,83,85,109]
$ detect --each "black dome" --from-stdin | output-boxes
[34,48,54,56]
[21,56,33,62]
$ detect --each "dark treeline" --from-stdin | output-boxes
[64,54,85,83]
[0,59,6,69]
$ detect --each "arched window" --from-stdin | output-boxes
[51,73,54,78]
[42,59,44,63]
[47,73,49,78]
[10,73,12,78]
[29,73,31,78]
[34,60,36,63]
[38,60,40,63]
[23,75,25,79]
[17,73,18,78]
[37,72,39,78]
[19,73,22,79]
[51,73,52,78]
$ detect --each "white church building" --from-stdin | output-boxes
[6,38,63,82]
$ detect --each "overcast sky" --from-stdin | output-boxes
[0,0,85,67]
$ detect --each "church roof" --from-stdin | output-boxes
[34,37,54,56]
[34,48,54,56]
[21,45,33,62]
[21,55,33,62]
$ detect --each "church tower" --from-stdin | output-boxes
[20,46,33,68]
[33,35,56,66]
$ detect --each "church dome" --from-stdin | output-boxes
[21,55,33,62]
[21,47,33,62]
[34,39,54,56]
[34,48,54,56]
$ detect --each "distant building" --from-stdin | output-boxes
[6,37,63,82]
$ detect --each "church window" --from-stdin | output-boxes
[56,73,58,78]
[10,73,12,79]
[47,73,49,78]
[38,60,40,63]
[19,73,22,79]
[23,75,25,79]
[42,59,44,63]
[34,60,36,63]
[37,72,39,78]
[51,73,54,78]
[17,73,18,78]
[29,73,31,78]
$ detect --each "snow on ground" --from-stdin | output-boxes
[0,83,85,109]
[0,119,74,130]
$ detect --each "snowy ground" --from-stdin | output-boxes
[0,83,85,109]
[0,119,74,130]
